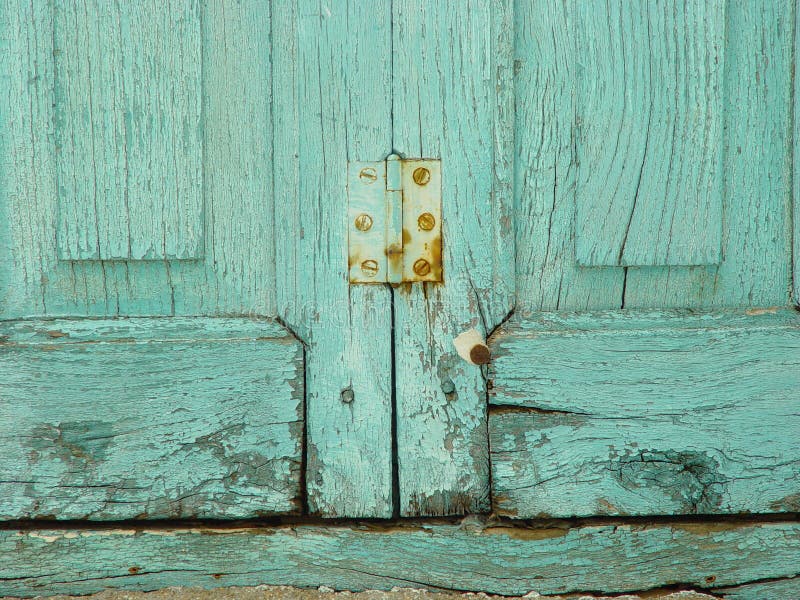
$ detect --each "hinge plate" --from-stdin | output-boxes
[348,154,442,283]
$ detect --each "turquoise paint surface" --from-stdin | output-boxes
[0,0,798,594]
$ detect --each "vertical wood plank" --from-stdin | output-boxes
[795,0,800,307]
[273,0,394,517]
[624,0,793,308]
[514,0,624,312]
[0,0,56,317]
[178,0,276,315]
[392,0,515,515]
[574,0,725,268]
[54,0,203,261]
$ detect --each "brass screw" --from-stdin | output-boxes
[413,258,431,276]
[361,259,379,277]
[359,167,378,183]
[418,212,436,231]
[412,167,431,186]
[354,213,373,231]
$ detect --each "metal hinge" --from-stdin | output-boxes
[348,154,442,283]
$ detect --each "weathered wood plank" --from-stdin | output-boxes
[717,577,800,600]
[54,0,203,261]
[0,318,303,520]
[514,0,792,311]
[392,0,515,516]
[489,310,800,517]
[1,521,799,597]
[1,0,277,318]
[574,1,724,267]
[795,0,800,308]
[514,0,623,312]
[272,0,394,517]
[623,0,793,308]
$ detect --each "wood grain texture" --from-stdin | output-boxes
[514,0,624,312]
[717,577,800,600]
[272,0,394,517]
[392,0,515,516]
[0,318,303,519]
[514,0,792,311]
[795,0,800,308]
[575,0,724,267]
[1,521,799,597]
[1,0,277,318]
[54,0,203,261]
[489,310,800,517]
[624,0,793,308]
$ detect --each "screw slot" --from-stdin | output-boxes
[359,167,378,183]
[418,212,436,231]
[412,167,431,186]
[413,258,431,276]
[361,259,379,277]
[354,213,373,231]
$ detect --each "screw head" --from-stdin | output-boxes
[417,212,436,231]
[361,259,379,277]
[341,388,355,404]
[359,167,378,183]
[412,167,431,186]
[354,213,373,231]
[469,343,491,365]
[413,258,431,276]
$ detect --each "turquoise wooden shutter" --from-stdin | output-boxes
[2,0,798,525]
[0,1,309,520]
[488,0,800,518]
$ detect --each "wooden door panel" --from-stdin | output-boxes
[500,0,797,519]
[575,0,724,267]
[514,0,792,313]
[1,0,276,318]
[489,310,800,517]
[0,318,303,520]
[55,0,204,261]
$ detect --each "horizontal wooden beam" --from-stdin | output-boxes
[489,309,800,517]
[0,318,304,520]
[1,520,798,597]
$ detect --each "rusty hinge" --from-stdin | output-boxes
[348,154,442,283]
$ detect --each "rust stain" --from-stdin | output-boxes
[483,525,570,541]
[745,306,780,315]
[45,330,69,338]
[429,232,443,281]
[672,521,753,535]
